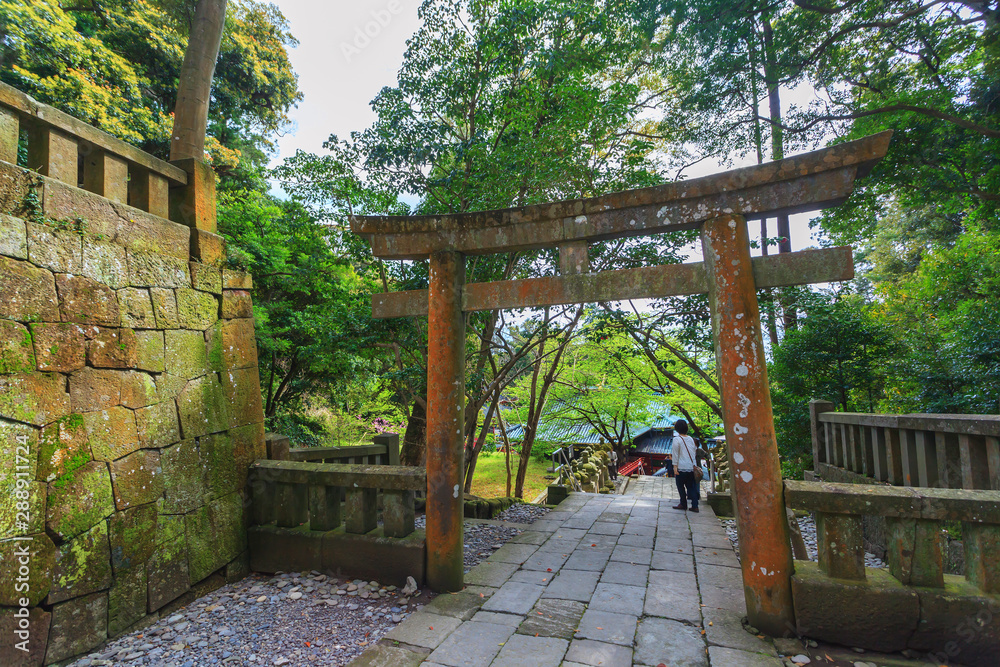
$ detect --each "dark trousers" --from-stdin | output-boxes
[675,471,699,509]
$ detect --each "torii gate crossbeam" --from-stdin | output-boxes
[350,131,891,637]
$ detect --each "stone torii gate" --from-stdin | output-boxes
[350,131,891,636]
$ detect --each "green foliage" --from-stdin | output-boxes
[770,294,901,475]
[217,183,385,417]
[658,1,998,220]
[544,324,659,448]
[872,225,1000,413]
[264,411,325,449]
[0,0,301,174]
[354,0,668,213]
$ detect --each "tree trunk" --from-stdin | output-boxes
[401,399,427,467]
[170,0,228,162]
[760,220,780,347]
[498,409,513,497]
[763,15,797,331]
[676,405,703,442]
[464,391,500,493]
[514,432,534,499]
[749,22,780,347]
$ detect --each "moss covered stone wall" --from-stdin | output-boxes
[0,163,265,666]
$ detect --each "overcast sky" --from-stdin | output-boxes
[269,0,824,257]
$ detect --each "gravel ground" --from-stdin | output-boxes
[722,515,887,569]
[413,502,550,571]
[68,505,549,667]
[495,502,550,524]
[67,573,434,667]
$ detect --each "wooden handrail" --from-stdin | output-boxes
[809,400,1000,490]
[817,411,1000,438]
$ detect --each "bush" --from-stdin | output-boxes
[265,411,326,449]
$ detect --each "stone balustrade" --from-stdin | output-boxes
[250,458,423,536]
[246,456,426,584]
[708,438,729,494]
[810,399,1000,490]
[268,432,401,466]
[705,439,734,516]
[0,81,216,235]
[785,479,1000,663]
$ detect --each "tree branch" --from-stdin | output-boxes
[758,105,1000,139]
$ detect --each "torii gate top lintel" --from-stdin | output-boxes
[350,131,891,261]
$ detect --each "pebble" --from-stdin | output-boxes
[723,516,886,569]
[495,502,551,524]
[64,507,544,667]
[791,655,811,664]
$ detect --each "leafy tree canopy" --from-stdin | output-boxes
[0,0,301,174]
[217,183,387,419]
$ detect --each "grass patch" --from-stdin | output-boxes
[469,451,552,502]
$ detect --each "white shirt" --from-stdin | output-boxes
[611,450,618,464]
[672,435,697,472]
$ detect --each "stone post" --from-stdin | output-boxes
[27,125,77,184]
[265,433,291,461]
[374,432,401,466]
[169,157,217,233]
[82,149,128,204]
[425,249,466,592]
[129,167,171,218]
[809,399,835,469]
[0,106,18,164]
[701,213,795,637]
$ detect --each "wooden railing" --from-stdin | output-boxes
[0,81,214,230]
[810,400,1000,490]
[786,480,1000,591]
[250,459,424,538]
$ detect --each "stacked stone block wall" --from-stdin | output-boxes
[0,162,265,665]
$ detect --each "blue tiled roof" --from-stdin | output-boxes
[633,434,673,455]
[503,397,681,446]
[505,422,605,445]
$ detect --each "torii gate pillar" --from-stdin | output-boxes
[702,214,795,636]
[425,249,466,591]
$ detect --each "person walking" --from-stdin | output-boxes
[670,420,701,513]
[609,448,618,479]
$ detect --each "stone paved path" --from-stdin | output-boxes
[622,475,681,500]
[349,486,782,667]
